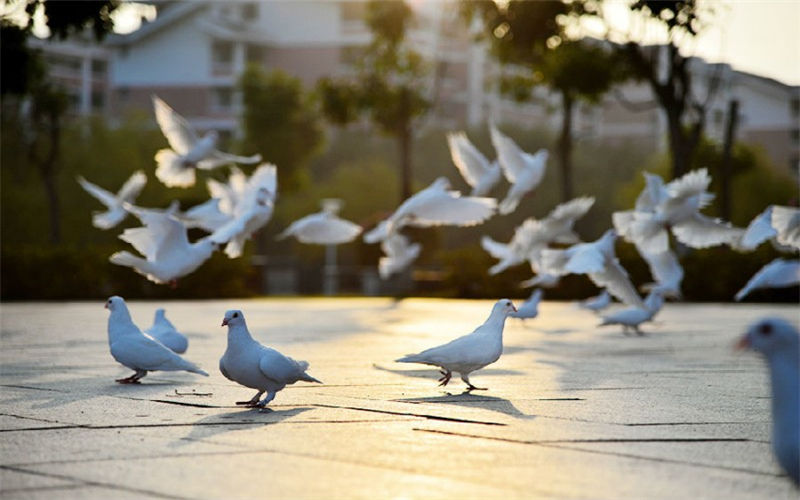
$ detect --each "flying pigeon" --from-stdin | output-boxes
[598,289,665,335]
[77,171,147,229]
[490,123,547,215]
[144,308,188,354]
[395,299,517,390]
[363,177,496,243]
[220,309,322,408]
[540,229,645,309]
[576,290,612,314]
[511,289,542,320]
[104,296,208,383]
[210,187,275,258]
[446,131,501,196]
[378,233,421,280]
[735,259,800,301]
[109,203,219,285]
[152,96,261,187]
[737,317,799,485]
[640,248,684,298]
[613,169,743,254]
[771,206,800,250]
[277,203,362,245]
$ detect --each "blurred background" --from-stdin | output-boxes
[1,0,797,301]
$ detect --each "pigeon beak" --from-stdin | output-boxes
[511,304,517,313]
[221,318,229,327]
[734,335,750,351]
[104,303,108,309]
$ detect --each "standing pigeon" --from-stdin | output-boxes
[511,289,542,321]
[152,96,261,187]
[109,203,219,285]
[105,296,208,383]
[395,299,517,390]
[77,171,147,229]
[577,290,612,314]
[363,177,496,243]
[490,123,547,215]
[598,290,665,335]
[735,259,800,301]
[220,309,322,408]
[446,131,501,196]
[144,308,188,354]
[277,203,362,245]
[737,318,799,485]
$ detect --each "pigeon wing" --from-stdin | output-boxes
[408,193,496,227]
[117,171,148,202]
[258,347,311,384]
[490,124,524,183]
[589,259,645,308]
[672,214,744,249]
[152,95,197,155]
[77,177,117,208]
[447,132,490,187]
[771,206,800,249]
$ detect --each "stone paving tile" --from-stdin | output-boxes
[1,298,797,499]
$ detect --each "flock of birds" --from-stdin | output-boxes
[81,96,798,485]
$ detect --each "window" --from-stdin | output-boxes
[246,44,264,64]
[212,40,234,74]
[91,90,105,110]
[91,59,107,76]
[212,87,234,111]
[241,3,258,20]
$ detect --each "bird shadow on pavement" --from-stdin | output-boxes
[372,364,525,380]
[393,392,534,420]
[172,406,314,448]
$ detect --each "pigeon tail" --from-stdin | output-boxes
[301,373,323,384]
[395,354,423,363]
[155,149,195,188]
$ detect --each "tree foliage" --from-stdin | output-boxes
[239,65,324,193]
[464,0,626,201]
[316,0,430,202]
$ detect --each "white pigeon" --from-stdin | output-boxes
[109,203,219,285]
[510,289,542,320]
[220,309,322,408]
[152,96,261,188]
[614,169,743,254]
[378,233,421,279]
[740,206,779,251]
[737,317,800,485]
[490,123,547,215]
[395,299,517,390]
[277,204,362,245]
[771,206,800,250]
[483,196,595,275]
[446,131,502,196]
[640,248,684,298]
[210,187,275,258]
[734,259,800,301]
[598,290,665,335]
[77,171,147,229]
[576,290,612,314]
[363,177,496,243]
[105,296,208,383]
[540,229,645,309]
[176,198,232,233]
[144,308,188,354]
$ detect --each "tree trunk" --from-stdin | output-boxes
[557,91,574,202]
[720,99,739,220]
[398,125,412,202]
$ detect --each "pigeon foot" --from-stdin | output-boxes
[437,370,452,386]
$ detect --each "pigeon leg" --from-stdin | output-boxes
[255,392,276,408]
[635,325,644,336]
[437,370,452,386]
[237,391,265,407]
[462,374,487,391]
[116,370,146,384]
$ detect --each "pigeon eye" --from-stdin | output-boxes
[233,313,238,318]
[758,323,773,336]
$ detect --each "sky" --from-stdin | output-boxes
[17,0,800,86]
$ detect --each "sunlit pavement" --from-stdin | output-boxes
[0,298,796,499]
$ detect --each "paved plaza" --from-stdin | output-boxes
[0,298,797,499]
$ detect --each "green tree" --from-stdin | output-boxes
[464,1,625,202]
[317,0,430,202]
[238,66,324,193]
[237,65,325,272]
[1,0,120,243]
[611,0,718,180]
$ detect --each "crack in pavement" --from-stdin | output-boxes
[0,465,194,500]
[413,428,778,477]
[310,403,506,426]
